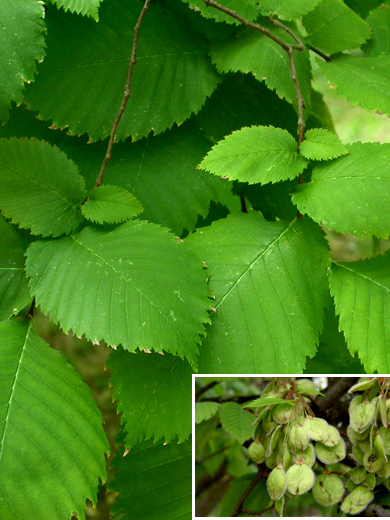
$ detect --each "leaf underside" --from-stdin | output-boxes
[25,0,220,141]
[112,439,192,520]
[49,0,102,19]
[195,402,220,424]
[330,252,390,373]
[0,319,108,520]
[219,402,254,444]
[25,220,211,368]
[187,212,330,373]
[293,142,390,238]
[109,347,192,447]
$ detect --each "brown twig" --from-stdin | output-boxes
[230,470,264,517]
[242,504,275,516]
[315,377,359,413]
[94,0,151,188]
[202,0,306,150]
[366,503,390,517]
[195,381,219,401]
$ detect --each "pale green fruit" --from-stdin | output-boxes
[350,467,366,485]
[341,493,368,515]
[267,464,287,500]
[376,460,390,478]
[347,424,369,445]
[379,426,390,454]
[288,425,309,450]
[350,402,375,433]
[272,403,294,424]
[312,474,344,506]
[274,496,284,517]
[296,379,320,396]
[365,471,376,490]
[322,425,340,447]
[286,462,315,496]
[316,438,346,465]
[350,485,374,507]
[349,394,364,414]
[283,447,293,471]
[248,442,266,464]
[302,417,329,442]
[352,445,364,465]
[374,432,388,462]
[293,442,316,467]
[363,450,383,473]
[348,378,376,393]
[357,440,371,453]
[379,395,388,428]
[265,450,279,469]
[346,478,358,493]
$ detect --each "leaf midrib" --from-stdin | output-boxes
[0,323,29,462]
[216,219,296,309]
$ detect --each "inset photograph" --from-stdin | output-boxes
[194,376,390,518]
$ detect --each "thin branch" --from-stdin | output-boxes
[316,377,359,413]
[202,0,306,150]
[195,381,219,401]
[366,503,390,517]
[230,470,264,517]
[196,445,230,465]
[242,504,275,516]
[308,45,331,62]
[94,0,151,188]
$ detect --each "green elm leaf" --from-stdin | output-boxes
[0,0,46,122]
[300,128,348,161]
[318,55,390,116]
[25,0,220,141]
[220,402,254,444]
[0,319,109,520]
[195,402,220,424]
[259,0,321,20]
[181,0,261,24]
[48,0,102,20]
[210,21,312,113]
[302,0,371,55]
[293,142,390,238]
[81,184,143,224]
[364,3,390,57]
[0,216,32,320]
[109,347,192,447]
[187,213,330,373]
[25,220,211,368]
[111,439,191,520]
[199,126,308,184]
[0,138,87,237]
[330,252,390,373]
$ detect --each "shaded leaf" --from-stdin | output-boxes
[220,475,270,516]
[0,319,109,520]
[195,402,220,424]
[109,347,192,447]
[244,397,293,408]
[210,22,312,112]
[112,439,191,520]
[293,142,390,238]
[259,0,321,20]
[0,216,32,320]
[26,1,219,141]
[364,3,390,57]
[81,184,143,224]
[300,128,348,161]
[302,0,371,55]
[329,252,390,373]
[187,213,330,373]
[318,55,390,116]
[182,0,260,24]
[0,1,46,122]
[0,138,86,237]
[195,413,220,449]
[344,0,382,17]
[197,72,298,142]
[219,402,254,444]
[305,298,365,374]
[199,126,307,184]
[26,220,210,368]
[49,0,102,19]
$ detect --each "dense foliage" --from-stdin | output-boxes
[1,0,390,518]
[195,377,390,517]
